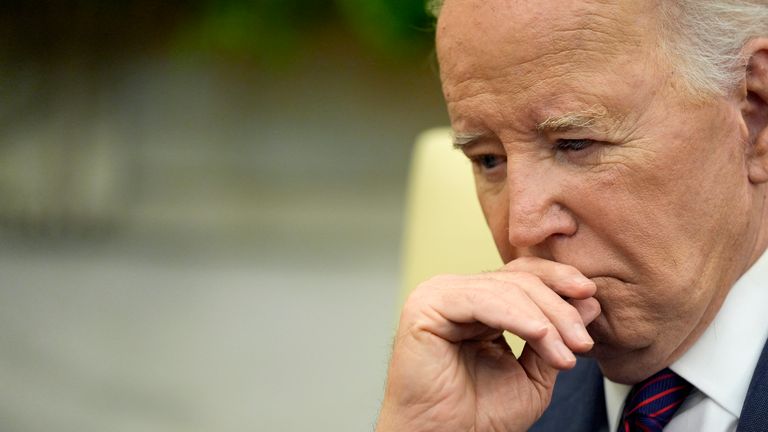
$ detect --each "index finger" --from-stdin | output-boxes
[502,257,596,299]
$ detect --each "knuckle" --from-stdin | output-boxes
[403,274,462,317]
[539,322,558,339]
[558,304,582,322]
[401,292,434,324]
[512,256,537,267]
[405,287,426,308]
[507,271,541,287]
[411,274,453,296]
[504,283,523,298]
[400,295,422,320]
[421,273,452,286]
[556,264,581,279]
[404,283,435,311]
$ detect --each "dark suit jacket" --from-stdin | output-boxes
[528,338,768,431]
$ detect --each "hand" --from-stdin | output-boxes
[376,257,601,432]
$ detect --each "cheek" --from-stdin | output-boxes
[591,276,704,348]
[586,129,746,276]
[642,135,749,268]
[584,130,750,345]
[645,107,749,237]
[476,183,513,261]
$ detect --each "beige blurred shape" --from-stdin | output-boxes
[400,127,524,355]
[0,113,128,232]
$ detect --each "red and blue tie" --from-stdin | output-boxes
[619,368,693,432]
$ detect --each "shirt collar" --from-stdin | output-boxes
[670,248,768,416]
[604,249,768,429]
[604,379,631,432]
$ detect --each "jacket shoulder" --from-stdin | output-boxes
[738,337,768,431]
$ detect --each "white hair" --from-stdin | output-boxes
[428,0,768,98]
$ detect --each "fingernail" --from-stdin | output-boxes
[573,323,594,345]
[555,340,576,364]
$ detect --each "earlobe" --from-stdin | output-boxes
[743,41,768,184]
[748,138,768,184]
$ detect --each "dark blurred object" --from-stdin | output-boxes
[0,0,433,63]
[0,1,190,61]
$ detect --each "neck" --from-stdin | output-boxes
[744,187,768,276]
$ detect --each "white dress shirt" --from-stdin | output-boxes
[604,250,768,431]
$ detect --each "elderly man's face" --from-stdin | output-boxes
[437,0,762,382]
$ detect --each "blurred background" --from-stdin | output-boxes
[0,1,448,431]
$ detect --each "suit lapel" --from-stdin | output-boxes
[737,337,768,431]
[525,335,768,431]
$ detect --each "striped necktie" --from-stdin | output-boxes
[619,368,693,432]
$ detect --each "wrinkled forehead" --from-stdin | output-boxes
[436,0,661,90]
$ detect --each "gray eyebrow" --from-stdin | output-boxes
[537,104,610,133]
[452,131,488,149]
[453,105,612,148]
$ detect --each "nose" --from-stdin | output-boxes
[506,161,577,250]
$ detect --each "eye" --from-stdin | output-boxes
[556,139,594,152]
[471,154,506,171]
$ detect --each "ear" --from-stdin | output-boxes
[743,39,768,184]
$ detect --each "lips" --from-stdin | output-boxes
[588,274,632,285]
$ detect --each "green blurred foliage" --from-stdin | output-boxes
[177,0,434,63]
[335,0,434,57]
[176,0,334,63]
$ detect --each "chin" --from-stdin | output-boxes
[587,347,655,384]
[581,336,678,384]
[582,315,664,384]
